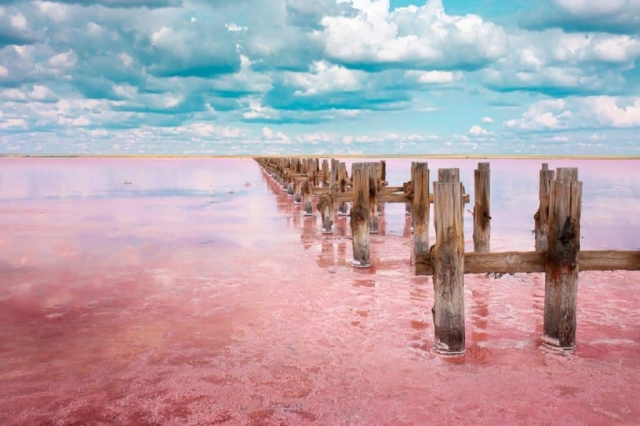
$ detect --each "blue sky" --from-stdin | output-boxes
[0,0,639,155]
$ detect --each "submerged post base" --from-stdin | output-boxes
[433,342,466,357]
[352,259,370,268]
[541,335,575,353]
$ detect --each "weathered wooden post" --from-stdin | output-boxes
[302,180,313,216]
[367,163,379,234]
[337,162,349,216]
[543,168,581,351]
[412,162,430,261]
[432,169,465,355]
[317,194,333,233]
[294,178,303,204]
[350,163,370,267]
[321,159,329,187]
[534,164,555,251]
[473,162,491,252]
[405,162,416,216]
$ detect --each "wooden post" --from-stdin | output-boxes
[302,180,313,216]
[405,163,416,216]
[350,163,370,268]
[368,163,379,234]
[294,178,303,204]
[321,159,329,187]
[438,168,459,183]
[543,167,581,351]
[337,162,349,216]
[412,162,430,261]
[432,178,465,355]
[534,164,555,251]
[317,194,333,233]
[473,163,491,252]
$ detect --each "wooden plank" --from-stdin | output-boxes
[334,193,470,204]
[415,250,640,276]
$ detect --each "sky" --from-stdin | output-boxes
[0,0,639,156]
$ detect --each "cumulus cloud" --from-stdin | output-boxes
[481,30,639,95]
[404,70,462,85]
[481,116,494,123]
[505,96,640,131]
[284,61,365,96]
[44,0,183,8]
[321,0,507,71]
[469,125,491,136]
[525,0,640,34]
[261,126,291,143]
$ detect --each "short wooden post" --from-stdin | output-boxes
[337,162,349,216]
[286,175,294,196]
[302,180,313,216]
[294,178,303,204]
[317,194,333,233]
[432,178,465,355]
[543,167,581,351]
[534,164,555,251]
[438,168,459,183]
[367,163,379,234]
[350,163,370,267]
[412,162,430,261]
[473,162,491,252]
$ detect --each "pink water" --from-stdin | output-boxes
[0,158,639,425]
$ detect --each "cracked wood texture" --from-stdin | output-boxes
[350,163,370,267]
[337,162,349,215]
[432,180,465,355]
[535,164,555,251]
[411,162,430,262]
[473,162,491,252]
[367,163,379,234]
[543,168,581,351]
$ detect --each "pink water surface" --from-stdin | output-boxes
[0,158,639,425]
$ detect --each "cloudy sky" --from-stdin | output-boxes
[0,0,639,155]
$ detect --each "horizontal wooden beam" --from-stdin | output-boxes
[335,193,470,204]
[415,250,640,276]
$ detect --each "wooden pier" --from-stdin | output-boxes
[255,157,640,356]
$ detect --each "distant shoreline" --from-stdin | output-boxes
[1,154,639,160]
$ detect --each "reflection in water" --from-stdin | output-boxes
[1,158,639,425]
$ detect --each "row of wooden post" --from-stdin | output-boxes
[256,158,639,356]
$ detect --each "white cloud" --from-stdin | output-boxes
[10,13,27,30]
[405,70,461,84]
[261,126,290,143]
[284,61,365,96]
[0,65,8,78]
[553,0,640,18]
[49,50,78,68]
[321,0,507,70]
[505,96,640,130]
[225,23,248,32]
[0,118,28,129]
[482,30,640,94]
[481,116,494,123]
[469,125,490,136]
[243,98,280,120]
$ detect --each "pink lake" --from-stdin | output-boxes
[0,157,639,425]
